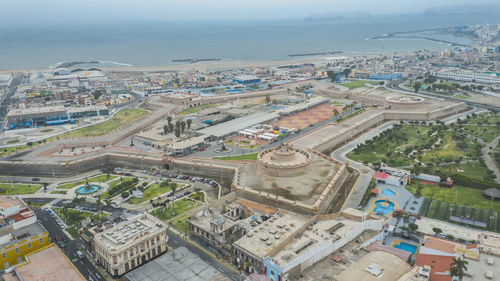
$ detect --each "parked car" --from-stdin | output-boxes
[124,172,132,176]
[76,251,84,259]
[184,191,191,196]
[58,241,66,248]
[32,177,40,181]
[199,147,206,151]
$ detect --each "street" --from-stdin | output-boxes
[166,229,242,281]
[33,207,105,281]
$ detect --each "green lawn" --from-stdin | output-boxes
[170,214,191,234]
[214,153,258,161]
[180,103,223,115]
[50,108,148,140]
[53,207,108,226]
[88,174,117,183]
[0,183,42,195]
[342,80,380,89]
[407,183,500,212]
[189,192,205,202]
[0,144,30,157]
[66,226,79,239]
[127,182,180,204]
[50,190,68,195]
[151,198,201,221]
[348,118,497,180]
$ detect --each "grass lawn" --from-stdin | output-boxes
[50,190,68,195]
[88,174,117,183]
[24,201,46,208]
[342,80,380,89]
[0,183,42,195]
[214,152,258,161]
[127,182,180,204]
[189,192,205,202]
[108,177,134,189]
[53,207,108,226]
[50,108,148,140]
[0,144,30,157]
[406,183,500,212]
[180,103,223,115]
[170,214,191,234]
[66,226,79,239]
[151,198,201,221]
[455,95,469,99]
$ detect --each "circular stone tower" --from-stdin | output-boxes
[257,144,312,177]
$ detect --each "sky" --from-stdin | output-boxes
[0,0,498,25]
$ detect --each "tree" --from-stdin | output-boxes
[343,68,352,78]
[265,94,271,104]
[327,71,338,83]
[432,227,443,236]
[171,182,177,216]
[408,223,419,232]
[332,108,340,122]
[121,191,129,198]
[168,123,174,131]
[167,116,172,126]
[175,129,181,138]
[181,121,186,133]
[414,81,422,93]
[187,119,192,130]
[163,125,168,135]
[450,257,468,281]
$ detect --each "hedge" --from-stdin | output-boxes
[451,173,500,190]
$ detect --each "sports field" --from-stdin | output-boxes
[274,103,338,129]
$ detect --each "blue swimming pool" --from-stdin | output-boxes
[394,241,418,255]
[76,184,100,194]
[372,200,395,216]
[381,187,396,196]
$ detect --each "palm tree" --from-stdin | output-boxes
[187,119,192,131]
[167,116,172,127]
[181,121,186,133]
[332,108,339,122]
[170,182,177,216]
[450,257,468,281]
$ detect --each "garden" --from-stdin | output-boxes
[151,198,201,222]
[0,183,42,195]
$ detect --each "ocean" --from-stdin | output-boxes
[0,14,497,71]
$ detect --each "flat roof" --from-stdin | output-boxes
[124,247,222,281]
[234,75,260,81]
[233,211,310,259]
[0,223,46,250]
[12,244,85,281]
[95,214,164,251]
[271,217,361,268]
[0,197,24,210]
[198,111,279,138]
[335,251,412,281]
[6,106,67,117]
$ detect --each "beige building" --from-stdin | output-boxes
[93,213,168,277]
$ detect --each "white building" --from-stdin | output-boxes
[431,70,500,84]
[93,213,168,277]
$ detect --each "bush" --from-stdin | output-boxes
[121,191,129,198]
[451,173,500,190]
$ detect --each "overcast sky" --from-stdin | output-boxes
[0,0,497,24]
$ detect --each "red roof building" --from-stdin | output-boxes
[374,172,389,180]
[415,254,454,281]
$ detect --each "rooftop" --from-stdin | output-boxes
[124,247,223,281]
[0,223,46,249]
[8,244,85,281]
[233,211,309,259]
[270,216,361,268]
[198,111,279,138]
[414,254,454,281]
[95,214,165,251]
[335,251,412,281]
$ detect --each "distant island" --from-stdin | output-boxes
[289,51,343,57]
[171,58,221,64]
[304,11,370,21]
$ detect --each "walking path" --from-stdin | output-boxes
[482,135,500,183]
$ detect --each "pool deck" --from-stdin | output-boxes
[366,183,424,220]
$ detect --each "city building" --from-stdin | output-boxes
[159,93,202,107]
[233,75,261,85]
[431,69,500,84]
[262,210,384,280]
[334,251,412,281]
[1,244,85,281]
[0,74,13,88]
[0,197,49,270]
[93,213,168,277]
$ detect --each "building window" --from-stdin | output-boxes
[157,236,160,242]
[15,248,19,254]
[140,244,145,251]
[124,251,127,259]
[28,243,32,249]
[40,239,44,244]
[151,239,154,246]
[113,256,117,264]
[130,250,134,256]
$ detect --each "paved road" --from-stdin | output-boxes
[482,136,500,184]
[33,207,105,281]
[387,80,500,112]
[166,229,242,281]
[332,121,396,208]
